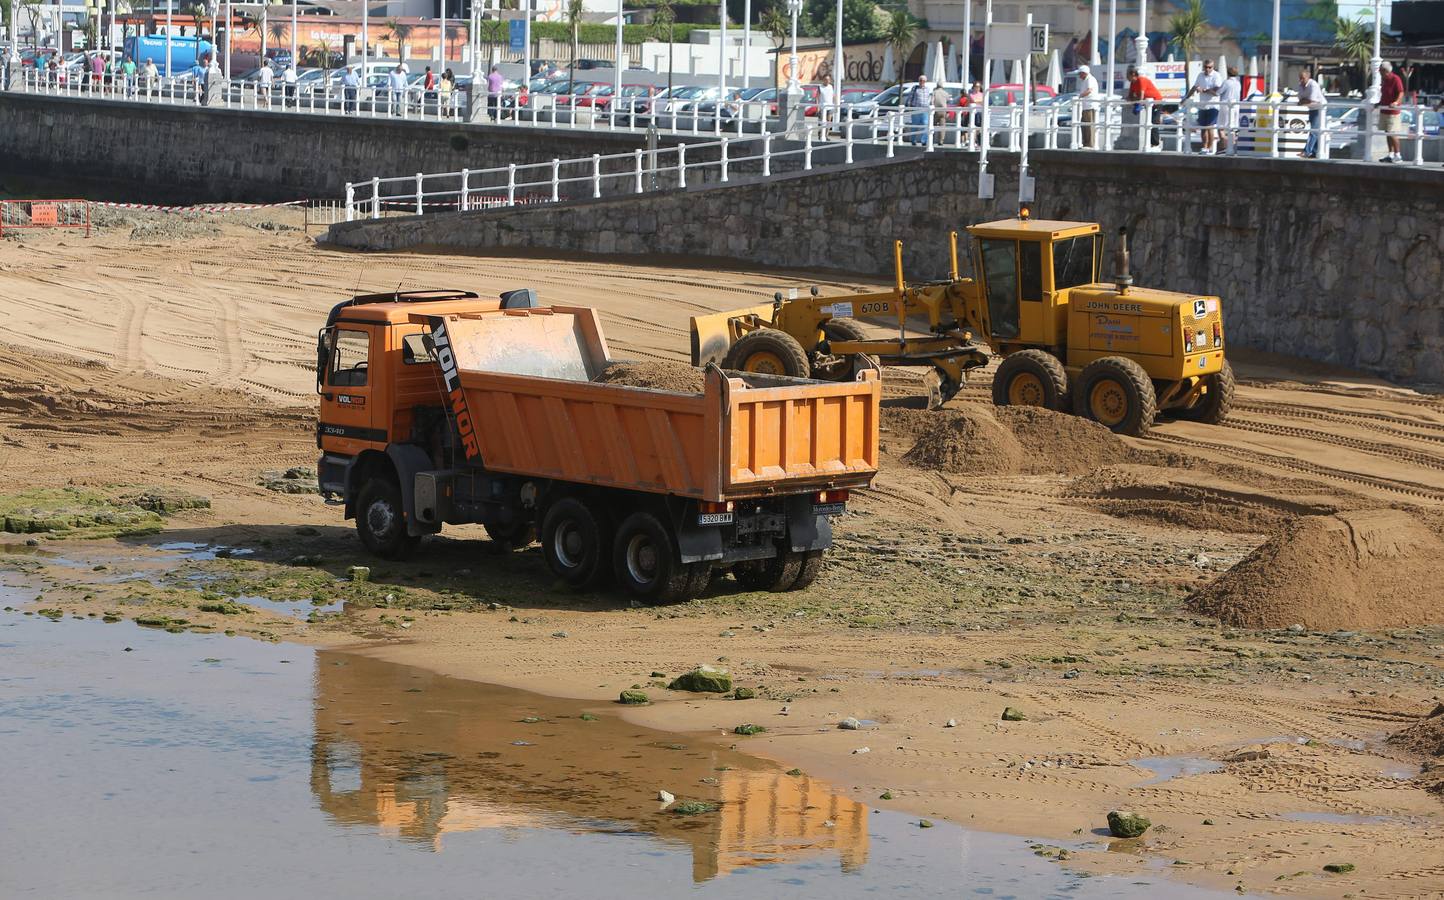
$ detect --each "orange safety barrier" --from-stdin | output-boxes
[0,199,91,238]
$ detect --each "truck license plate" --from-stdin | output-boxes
[698,512,734,526]
[813,502,846,516]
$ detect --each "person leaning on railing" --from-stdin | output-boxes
[1296,66,1327,159]
[1217,66,1241,154]
[1378,61,1405,163]
[1126,65,1162,149]
[1077,64,1100,149]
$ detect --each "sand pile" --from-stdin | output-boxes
[1388,704,1444,758]
[593,361,705,393]
[1186,509,1444,630]
[897,404,1132,477]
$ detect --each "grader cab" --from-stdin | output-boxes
[690,212,1233,437]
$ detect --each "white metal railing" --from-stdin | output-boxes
[4,58,1439,168]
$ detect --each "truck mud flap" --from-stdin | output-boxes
[675,515,726,564]
[785,495,832,553]
[387,444,443,536]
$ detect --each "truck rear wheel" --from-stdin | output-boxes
[732,550,802,592]
[993,349,1069,411]
[542,498,611,589]
[789,550,825,591]
[1074,356,1158,437]
[1177,359,1235,425]
[722,329,810,378]
[612,511,692,603]
[485,521,536,551]
[355,478,421,561]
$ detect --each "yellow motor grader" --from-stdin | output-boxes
[690,212,1233,437]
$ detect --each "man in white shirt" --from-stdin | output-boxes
[1185,58,1225,154]
[282,64,297,108]
[258,62,273,108]
[1216,65,1241,154]
[1296,66,1327,158]
[819,75,835,127]
[1076,64,1100,149]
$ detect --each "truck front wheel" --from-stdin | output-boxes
[542,498,611,589]
[355,478,421,560]
[612,511,692,603]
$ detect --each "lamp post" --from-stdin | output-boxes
[962,0,971,81]
[786,0,800,91]
[1134,0,1146,70]
[1089,0,1099,65]
[1367,0,1382,103]
[832,0,840,122]
[1268,0,1280,94]
[741,0,750,90]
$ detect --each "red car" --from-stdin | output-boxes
[580,83,659,110]
[768,83,822,117]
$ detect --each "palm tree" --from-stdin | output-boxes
[883,8,917,95]
[1168,0,1207,67]
[650,0,677,96]
[385,17,414,59]
[1333,14,1373,90]
[268,16,288,62]
[565,0,585,95]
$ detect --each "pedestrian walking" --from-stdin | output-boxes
[282,64,297,108]
[964,80,984,148]
[142,58,158,97]
[1296,66,1327,159]
[89,51,104,92]
[121,55,137,96]
[1077,64,1100,149]
[930,79,950,144]
[439,68,455,118]
[258,61,273,108]
[341,66,359,114]
[423,65,436,114]
[1185,57,1224,154]
[34,48,48,87]
[1217,65,1241,154]
[907,74,930,144]
[819,74,835,128]
[487,64,505,121]
[1126,65,1162,149]
[388,65,406,115]
[1378,60,1405,163]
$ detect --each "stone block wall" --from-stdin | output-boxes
[328,151,1444,384]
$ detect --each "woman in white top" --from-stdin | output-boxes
[1217,66,1241,153]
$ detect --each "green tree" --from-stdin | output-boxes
[268,15,288,59]
[760,4,787,51]
[1292,0,1339,30]
[804,0,882,43]
[566,0,583,89]
[1332,13,1373,89]
[649,0,677,94]
[1168,0,1207,67]
[882,7,916,94]
[384,17,414,58]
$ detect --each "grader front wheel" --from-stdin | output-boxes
[992,349,1070,411]
[721,329,810,378]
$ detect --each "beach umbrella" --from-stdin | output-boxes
[928,40,947,85]
[991,58,1007,84]
[923,41,936,81]
[1045,47,1062,91]
[1217,53,1227,75]
[1009,57,1023,84]
[945,42,959,82]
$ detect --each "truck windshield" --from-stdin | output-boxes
[979,240,1020,339]
[329,329,370,386]
[1053,235,1098,289]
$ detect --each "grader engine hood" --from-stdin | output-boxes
[1068,285,1224,380]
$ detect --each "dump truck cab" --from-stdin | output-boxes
[315,289,880,604]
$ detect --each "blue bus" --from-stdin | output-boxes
[122,34,214,71]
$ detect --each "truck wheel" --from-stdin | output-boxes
[355,478,421,561]
[992,349,1069,411]
[732,550,802,592]
[722,329,810,378]
[612,511,691,604]
[788,550,825,591]
[541,498,610,589]
[1074,356,1158,437]
[813,318,872,381]
[684,562,714,597]
[1177,359,1235,425]
[485,521,536,551]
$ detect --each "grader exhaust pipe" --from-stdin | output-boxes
[1114,226,1134,296]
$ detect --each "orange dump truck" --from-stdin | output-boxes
[315,290,881,602]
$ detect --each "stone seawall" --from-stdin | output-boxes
[328,151,1444,384]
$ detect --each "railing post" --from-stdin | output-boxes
[804,128,813,169]
[507,163,517,206]
[1318,106,1332,161]
[762,134,772,177]
[925,112,935,152]
[460,169,471,211]
[370,177,381,219]
[591,153,601,198]
[845,120,854,164]
[886,112,896,158]
[1269,99,1281,159]
[344,183,354,222]
[551,159,561,202]
[720,137,729,183]
[415,173,424,216]
[1413,103,1425,166]
[634,148,644,193]
[677,143,687,188]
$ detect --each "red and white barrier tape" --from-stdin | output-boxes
[91,200,310,213]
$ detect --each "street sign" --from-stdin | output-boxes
[508,18,524,53]
[1030,24,1049,54]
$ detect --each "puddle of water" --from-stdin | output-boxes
[1131,756,1225,786]
[1278,812,1394,825]
[0,604,1237,899]
[233,594,346,618]
[155,541,254,561]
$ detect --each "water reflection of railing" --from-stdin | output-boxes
[307,651,868,881]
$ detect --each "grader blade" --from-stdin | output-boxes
[689,303,776,367]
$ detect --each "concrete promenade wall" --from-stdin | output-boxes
[327,151,1444,385]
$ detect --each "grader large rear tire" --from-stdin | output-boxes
[812,318,872,381]
[992,349,1070,411]
[1177,359,1235,425]
[722,329,810,378]
[1074,356,1158,437]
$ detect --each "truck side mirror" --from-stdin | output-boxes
[500,288,538,309]
[316,327,332,391]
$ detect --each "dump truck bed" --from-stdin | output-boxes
[428,308,880,502]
